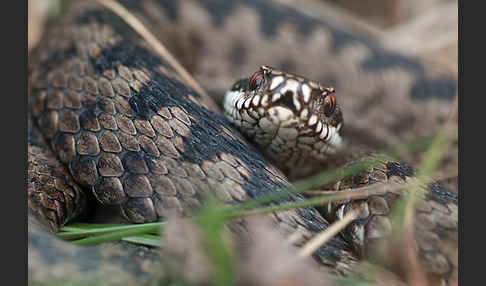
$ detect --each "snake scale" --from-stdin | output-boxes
[28,0,458,285]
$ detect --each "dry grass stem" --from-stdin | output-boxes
[298,210,358,258]
[303,168,457,200]
[303,181,407,200]
[403,227,429,286]
[401,190,429,285]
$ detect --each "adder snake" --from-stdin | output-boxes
[28,0,458,284]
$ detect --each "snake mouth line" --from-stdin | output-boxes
[223,66,343,166]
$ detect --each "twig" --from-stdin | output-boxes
[303,180,406,200]
[96,0,208,98]
[403,219,429,286]
[303,169,458,200]
[298,210,357,258]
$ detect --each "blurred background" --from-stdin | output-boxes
[275,0,458,79]
[29,0,458,79]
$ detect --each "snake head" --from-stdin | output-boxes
[224,66,343,166]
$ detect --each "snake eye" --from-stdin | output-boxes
[323,93,336,117]
[248,70,264,91]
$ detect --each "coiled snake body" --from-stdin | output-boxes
[28,0,458,284]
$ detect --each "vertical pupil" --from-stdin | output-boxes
[249,71,263,90]
[324,94,335,116]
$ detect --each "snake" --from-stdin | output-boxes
[28,0,458,285]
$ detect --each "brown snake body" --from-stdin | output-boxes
[28,0,458,284]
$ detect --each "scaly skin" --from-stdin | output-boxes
[28,119,162,284]
[28,0,458,285]
[28,0,357,281]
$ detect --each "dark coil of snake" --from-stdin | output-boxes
[28,0,458,285]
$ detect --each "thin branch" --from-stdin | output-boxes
[303,180,406,200]
[298,210,357,258]
[303,169,457,200]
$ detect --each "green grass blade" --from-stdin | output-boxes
[60,223,125,230]
[58,222,164,240]
[121,234,161,247]
[70,223,163,246]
